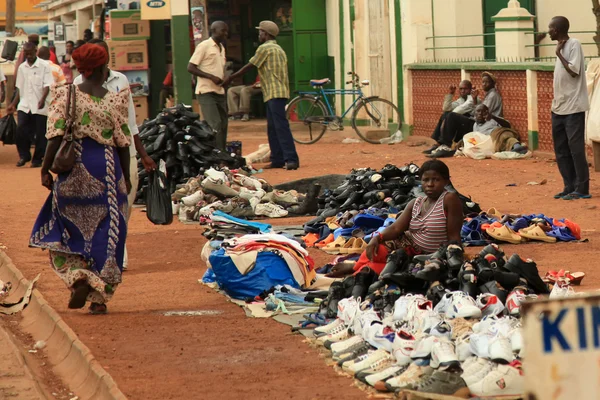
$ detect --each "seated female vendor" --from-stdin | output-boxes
[326,160,463,285]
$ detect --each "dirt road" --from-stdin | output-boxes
[0,124,598,399]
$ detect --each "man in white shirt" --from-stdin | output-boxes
[187,21,229,150]
[548,16,590,200]
[7,42,53,168]
[75,39,157,270]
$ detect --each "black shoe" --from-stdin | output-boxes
[472,256,494,283]
[426,281,447,306]
[68,281,91,309]
[422,144,439,154]
[493,269,521,292]
[504,254,550,294]
[288,183,322,216]
[479,281,508,304]
[284,162,299,170]
[415,259,446,282]
[16,159,28,167]
[458,263,479,298]
[380,250,409,279]
[175,103,200,119]
[445,244,464,271]
[30,162,42,168]
[334,184,361,201]
[480,244,506,268]
[321,281,346,319]
[378,164,404,179]
[340,191,364,211]
[428,244,448,262]
[351,268,376,299]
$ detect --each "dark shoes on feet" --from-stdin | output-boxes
[263,162,299,170]
[68,281,91,309]
[16,159,28,167]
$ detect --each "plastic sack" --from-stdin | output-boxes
[462,132,495,160]
[0,114,17,145]
[146,169,173,225]
[209,249,299,299]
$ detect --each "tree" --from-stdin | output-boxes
[6,0,15,36]
[594,0,600,56]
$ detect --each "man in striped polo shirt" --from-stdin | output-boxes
[224,20,299,170]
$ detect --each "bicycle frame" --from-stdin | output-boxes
[296,87,365,118]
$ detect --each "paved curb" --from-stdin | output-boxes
[0,252,127,400]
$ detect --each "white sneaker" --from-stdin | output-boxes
[254,202,288,218]
[488,334,514,363]
[198,201,224,216]
[476,293,505,317]
[405,297,433,323]
[385,364,431,391]
[348,349,394,374]
[172,201,180,215]
[181,189,204,206]
[314,318,344,337]
[364,322,396,353]
[411,335,439,359]
[468,364,524,397]
[204,168,227,182]
[550,282,576,299]
[392,330,417,366]
[469,332,492,359]
[506,288,538,316]
[455,333,473,361]
[365,365,405,387]
[461,357,496,386]
[508,327,523,352]
[393,294,426,321]
[429,320,452,339]
[430,339,459,369]
[410,309,442,335]
[316,325,349,345]
[434,291,482,319]
[352,308,380,337]
[341,351,372,372]
[474,315,515,337]
[337,297,360,326]
[330,335,365,355]
[239,187,266,202]
[233,173,262,191]
[473,315,500,334]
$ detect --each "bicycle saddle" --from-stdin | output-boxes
[310,78,330,87]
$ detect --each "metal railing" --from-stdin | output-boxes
[425,33,494,52]
[523,31,599,61]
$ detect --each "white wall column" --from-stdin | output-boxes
[493,0,535,61]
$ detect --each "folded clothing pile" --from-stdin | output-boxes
[135,104,246,202]
[206,234,317,299]
[174,167,322,222]
[461,209,581,246]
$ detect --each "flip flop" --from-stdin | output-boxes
[562,192,592,200]
[518,226,557,243]
[462,230,490,246]
[486,225,523,245]
[347,238,368,254]
[315,233,334,248]
[340,238,357,254]
[461,219,481,237]
[303,233,320,247]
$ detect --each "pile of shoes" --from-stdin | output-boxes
[174,167,323,222]
[135,104,246,202]
[315,163,481,220]
[301,242,576,397]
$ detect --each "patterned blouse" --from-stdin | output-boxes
[46,85,131,148]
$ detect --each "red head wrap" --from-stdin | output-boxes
[72,43,108,78]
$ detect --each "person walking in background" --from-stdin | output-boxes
[187,21,229,151]
[13,34,40,82]
[38,46,67,87]
[224,21,299,170]
[7,42,53,168]
[548,16,591,200]
[74,38,157,272]
[227,76,261,121]
[31,43,132,315]
[60,40,75,83]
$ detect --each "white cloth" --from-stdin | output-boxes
[74,70,139,156]
[0,69,5,82]
[443,94,474,115]
[553,38,589,115]
[228,250,259,275]
[462,132,495,160]
[15,58,53,116]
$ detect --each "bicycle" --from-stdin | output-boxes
[285,72,402,144]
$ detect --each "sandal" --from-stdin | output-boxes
[562,192,592,200]
[340,238,357,254]
[485,225,523,245]
[519,226,557,243]
[68,281,91,309]
[487,208,503,220]
[89,303,107,315]
[322,236,347,254]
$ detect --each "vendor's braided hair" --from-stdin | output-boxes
[419,159,450,180]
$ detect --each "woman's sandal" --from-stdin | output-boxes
[89,303,108,315]
[68,281,91,309]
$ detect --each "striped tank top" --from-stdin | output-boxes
[406,192,448,253]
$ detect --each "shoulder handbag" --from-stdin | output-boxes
[50,84,77,174]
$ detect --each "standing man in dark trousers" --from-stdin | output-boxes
[224,21,299,170]
[7,42,53,168]
[548,16,590,200]
[187,21,229,151]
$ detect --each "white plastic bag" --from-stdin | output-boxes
[462,132,495,160]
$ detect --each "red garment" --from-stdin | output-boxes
[50,50,58,64]
[353,245,389,275]
[72,44,108,78]
[163,70,173,87]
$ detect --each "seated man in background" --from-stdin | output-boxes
[473,71,503,117]
[424,80,475,156]
[467,104,528,155]
[473,104,500,135]
[227,76,262,121]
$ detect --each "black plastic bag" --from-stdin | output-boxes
[146,170,173,225]
[0,114,17,145]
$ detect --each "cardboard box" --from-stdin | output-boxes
[109,10,150,40]
[107,40,148,71]
[133,96,148,126]
[123,70,150,96]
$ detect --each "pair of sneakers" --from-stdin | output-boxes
[462,357,524,396]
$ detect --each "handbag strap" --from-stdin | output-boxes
[64,84,76,142]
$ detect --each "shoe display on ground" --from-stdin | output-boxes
[385,364,432,392]
[365,365,406,387]
[347,348,394,374]
[506,287,538,316]
[461,357,496,386]
[417,370,470,396]
[549,282,576,299]
[392,330,417,366]
[430,339,460,369]
[468,364,524,397]
[434,291,482,319]
[476,293,506,317]
[254,202,289,218]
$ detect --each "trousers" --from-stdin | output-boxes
[227,85,261,115]
[552,112,589,194]
[16,111,48,164]
[198,92,228,151]
[266,98,299,166]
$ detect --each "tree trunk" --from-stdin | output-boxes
[6,0,15,37]
[594,0,600,56]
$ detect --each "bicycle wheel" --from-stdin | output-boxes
[352,97,402,144]
[286,95,328,144]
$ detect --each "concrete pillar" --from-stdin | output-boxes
[75,8,91,40]
[400,0,434,64]
[431,0,484,61]
[170,1,193,105]
[493,0,535,61]
[526,69,539,150]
